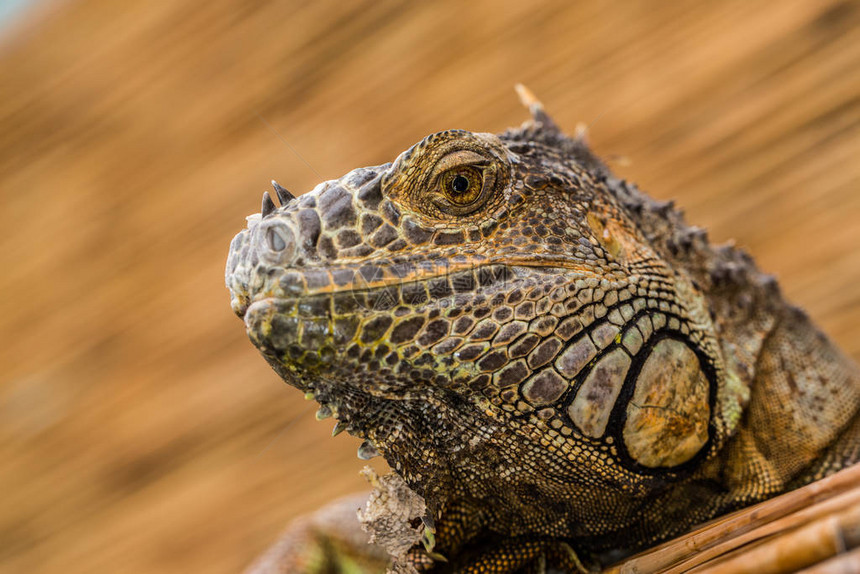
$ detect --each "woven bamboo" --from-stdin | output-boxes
[608,464,860,573]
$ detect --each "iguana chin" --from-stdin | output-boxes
[226,87,860,573]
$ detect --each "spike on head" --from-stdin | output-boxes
[261,191,276,217]
[511,84,608,177]
[515,83,560,134]
[271,180,296,205]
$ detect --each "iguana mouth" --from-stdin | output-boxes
[250,262,515,313]
[243,263,516,319]
[239,263,519,385]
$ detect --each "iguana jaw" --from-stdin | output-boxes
[237,262,531,395]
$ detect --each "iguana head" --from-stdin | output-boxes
[226,94,742,537]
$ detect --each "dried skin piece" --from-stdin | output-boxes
[357,467,426,573]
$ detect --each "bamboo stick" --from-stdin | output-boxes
[796,547,860,574]
[693,504,860,573]
[606,464,860,574]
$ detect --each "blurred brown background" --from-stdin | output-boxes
[1,1,858,573]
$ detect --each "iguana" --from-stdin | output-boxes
[226,87,860,573]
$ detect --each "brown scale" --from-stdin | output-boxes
[225,89,860,572]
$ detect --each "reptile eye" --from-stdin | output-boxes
[425,147,501,217]
[440,166,484,208]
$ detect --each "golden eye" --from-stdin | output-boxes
[440,166,483,206]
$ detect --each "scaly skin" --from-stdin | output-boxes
[226,95,860,573]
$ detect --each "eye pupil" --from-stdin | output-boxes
[451,174,470,193]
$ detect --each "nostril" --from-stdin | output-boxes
[260,222,296,262]
[267,227,287,252]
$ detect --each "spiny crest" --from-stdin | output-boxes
[510,84,609,178]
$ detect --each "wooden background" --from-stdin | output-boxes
[1,1,859,573]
